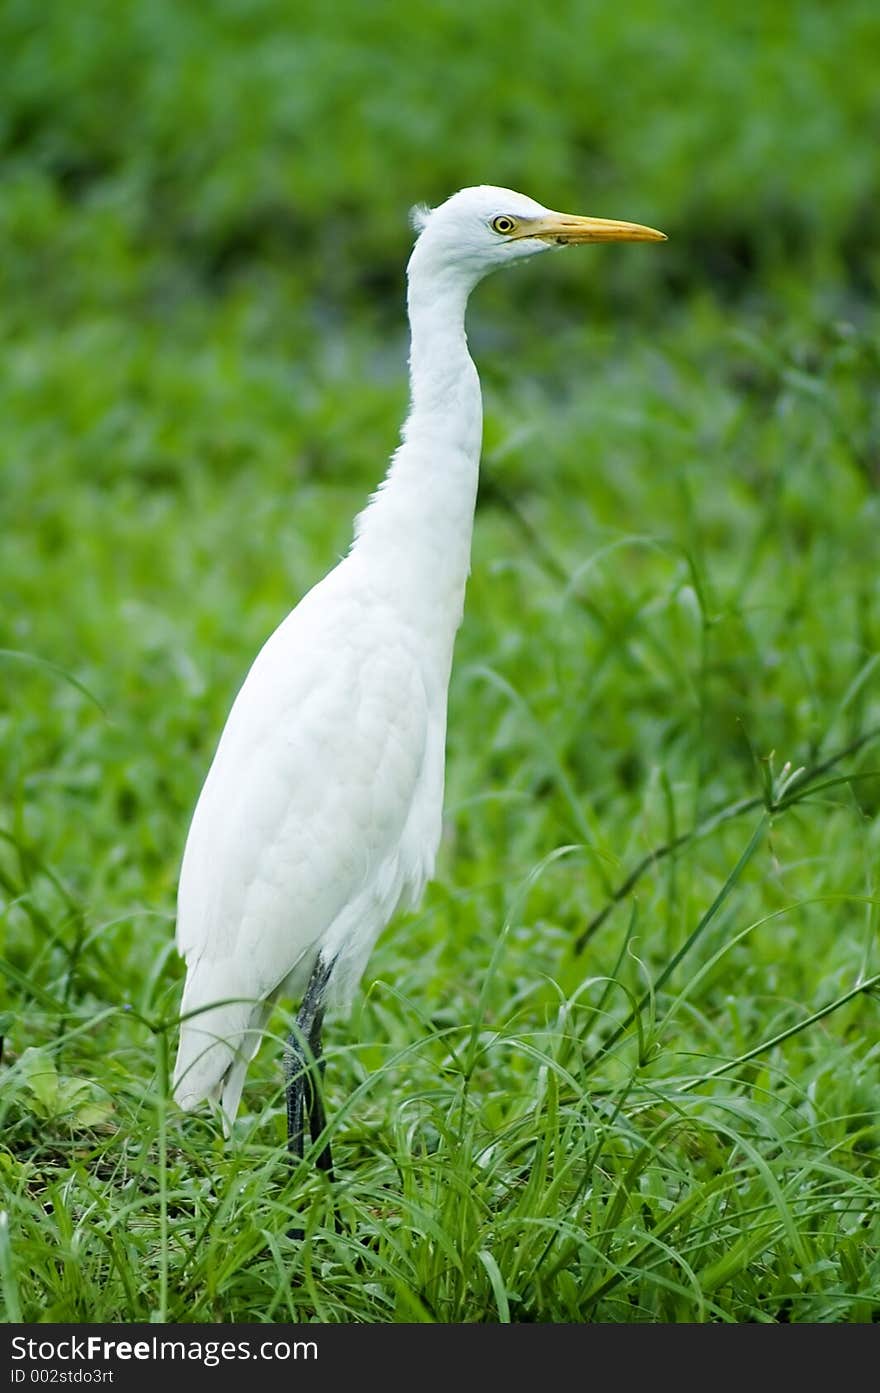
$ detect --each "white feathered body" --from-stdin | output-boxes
[173,228,483,1123]
[174,557,446,1119]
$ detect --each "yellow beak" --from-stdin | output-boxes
[520,212,667,244]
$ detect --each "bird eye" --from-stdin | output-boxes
[491,215,517,235]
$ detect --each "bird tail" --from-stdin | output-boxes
[172,975,271,1135]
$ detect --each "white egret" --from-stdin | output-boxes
[172,185,665,1174]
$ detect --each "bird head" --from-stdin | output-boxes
[408,185,666,288]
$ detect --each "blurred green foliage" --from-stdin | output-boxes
[2,0,879,320]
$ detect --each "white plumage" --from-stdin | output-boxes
[172,185,665,1144]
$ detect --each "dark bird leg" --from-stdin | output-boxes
[285,954,335,1177]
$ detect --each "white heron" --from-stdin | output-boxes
[172,185,665,1176]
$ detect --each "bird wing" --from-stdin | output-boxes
[173,562,430,1108]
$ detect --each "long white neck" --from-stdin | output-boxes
[350,253,483,681]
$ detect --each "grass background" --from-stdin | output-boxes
[1,0,879,1322]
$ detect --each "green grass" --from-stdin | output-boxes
[1,0,880,1323]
